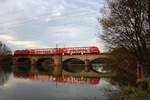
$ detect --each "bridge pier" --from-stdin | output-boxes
[12,58,17,71]
[30,58,38,73]
[53,55,62,76]
[84,59,91,72]
[12,58,18,65]
[31,58,37,65]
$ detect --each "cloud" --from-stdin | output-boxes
[0,0,105,51]
[0,0,65,29]
[0,34,48,50]
[0,0,66,49]
[0,35,15,41]
[7,41,43,48]
[15,0,65,21]
[46,26,81,37]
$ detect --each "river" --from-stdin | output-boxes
[0,70,116,100]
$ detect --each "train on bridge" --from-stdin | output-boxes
[14,47,100,55]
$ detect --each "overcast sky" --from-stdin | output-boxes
[0,0,105,52]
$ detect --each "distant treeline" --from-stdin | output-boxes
[0,41,12,70]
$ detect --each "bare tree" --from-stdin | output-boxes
[0,41,12,68]
[0,41,12,56]
[99,0,150,80]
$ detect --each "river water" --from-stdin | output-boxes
[0,71,116,100]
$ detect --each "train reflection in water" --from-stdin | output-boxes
[14,72,100,85]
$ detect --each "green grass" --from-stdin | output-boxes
[62,70,116,77]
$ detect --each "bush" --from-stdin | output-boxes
[110,86,150,100]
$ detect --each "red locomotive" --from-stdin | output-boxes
[14,47,100,55]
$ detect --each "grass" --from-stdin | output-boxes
[109,86,150,100]
[62,70,116,78]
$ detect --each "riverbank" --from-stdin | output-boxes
[62,70,116,78]
[109,86,150,100]
[14,69,116,78]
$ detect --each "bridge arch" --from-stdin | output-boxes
[63,58,85,73]
[16,58,32,72]
[36,58,54,72]
[91,57,111,64]
[90,58,112,73]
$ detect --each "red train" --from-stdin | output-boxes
[14,47,100,55]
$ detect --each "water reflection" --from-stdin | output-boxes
[0,71,11,86]
[0,70,113,100]
[14,72,100,85]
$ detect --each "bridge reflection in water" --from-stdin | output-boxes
[14,72,100,85]
[0,70,113,100]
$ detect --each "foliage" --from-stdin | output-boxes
[109,86,150,100]
[0,41,12,70]
[0,56,12,71]
[110,47,137,86]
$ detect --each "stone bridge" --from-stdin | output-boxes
[13,53,111,75]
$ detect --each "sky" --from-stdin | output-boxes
[0,0,106,52]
